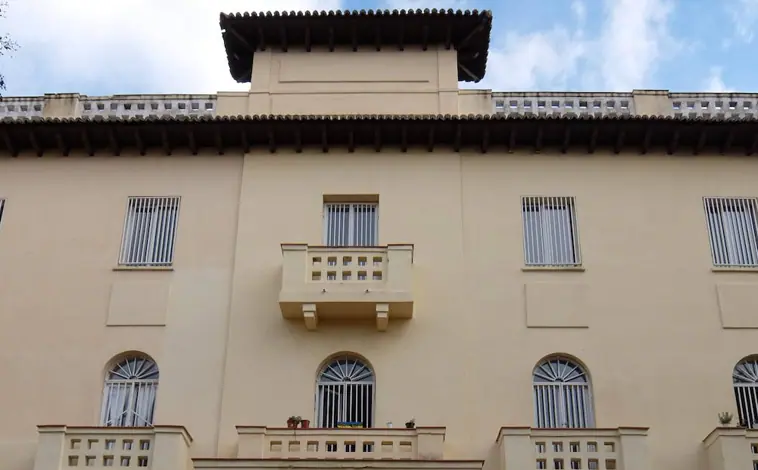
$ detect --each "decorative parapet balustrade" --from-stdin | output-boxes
[496,427,649,470]
[279,244,414,331]
[0,96,45,118]
[703,427,758,470]
[235,426,446,460]
[492,92,635,117]
[0,94,217,119]
[670,93,757,119]
[79,95,216,119]
[32,425,192,470]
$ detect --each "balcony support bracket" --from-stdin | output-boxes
[376,303,389,332]
[303,303,318,331]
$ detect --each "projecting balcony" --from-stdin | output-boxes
[496,427,649,470]
[279,244,414,331]
[234,426,445,459]
[703,427,758,470]
[32,425,192,470]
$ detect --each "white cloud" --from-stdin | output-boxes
[2,0,341,96]
[702,66,734,93]
[481,28,586,90]
[477,0,679,91]
[728,0,758,44]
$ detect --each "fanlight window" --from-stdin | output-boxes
[100,356,159,427]
[316,356,375,428]
[733,358,758,427]
[533,356,594,428]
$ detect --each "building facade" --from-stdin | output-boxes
[1,8,758,470]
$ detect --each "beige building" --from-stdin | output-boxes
[2,8,758,470]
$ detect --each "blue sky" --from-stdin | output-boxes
[1,0,757,96]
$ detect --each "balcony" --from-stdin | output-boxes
[496,427,649,470]
[235,426,445,459]
[703,427,758,470]
[32,425,192,470]
[279,244,414,331]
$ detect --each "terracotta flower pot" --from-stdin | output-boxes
[300,419,310,428]
[287,419,297,428]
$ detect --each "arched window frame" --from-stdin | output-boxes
[733,357,758,428]
[315,354,375,428]
[532,355,594,428]
[100,355,159,427]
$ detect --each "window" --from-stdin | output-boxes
[0,198,5,226]
[522,196,581,266]
[533,356,594,428]
[323,202,378,246]
[316,355,375,428]
[100,356,159,427]
[119,197,180,266]
[733,358,758,428]
[704,197,758,267]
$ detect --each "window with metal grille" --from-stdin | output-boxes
[533,357,594,428]
[733,358,758,428]
[316,356,375,428]
[119,197,180,266]
[323,202,378,246]
[704,197,758,267]
[100,356,159,427]
[522,196,581,266]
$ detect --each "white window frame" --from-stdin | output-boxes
[532,357,594,429]
[704,197,758,267]
[323,202,379,247]
[100,356,159,427]
[118,196,181,266]
[522,196,581,266]
[315,356,376,429]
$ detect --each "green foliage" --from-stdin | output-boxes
[0,0,18,93]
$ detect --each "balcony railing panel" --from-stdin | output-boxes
[492,92,635,117]
[33,425,192,470]
[497,427,649,470]
[703,427,758,470]
[236,426,445,460]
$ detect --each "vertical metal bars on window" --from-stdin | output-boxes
[119,197,181,266]
[316,357,375,428]
[323,203,378,247]
[704,197,758,267]
[533,357,594,429]
[522,196,581,266]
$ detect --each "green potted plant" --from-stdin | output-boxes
[405,418,415,429]
[718,411,734,426]
[287,416,302,428]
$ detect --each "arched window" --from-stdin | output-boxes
[733,358,758,427]
[533,356,594,428]
[100,356,159,427]
[316,355,375,428]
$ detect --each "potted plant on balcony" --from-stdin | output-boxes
[405,418,415,429]
[300,418,311,428]
[718,412,734,426]
[287,416,302,428]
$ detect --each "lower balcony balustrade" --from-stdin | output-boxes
[234,426,445,460]
[32,425,192,470]
[496,427,649,470]
[279,244,414,331]
[703,427,758,470]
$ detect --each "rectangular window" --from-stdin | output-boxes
[522,196,581,266]
[323,202,378,246]
[704,197,758,267]
[0,198,5,226]
[118,196,180,266]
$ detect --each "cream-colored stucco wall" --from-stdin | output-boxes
[247,47,460,115]
[1,149,757,470]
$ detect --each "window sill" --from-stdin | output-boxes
[522,266,585,272]
[712,267,758,273]
[113,266,174,272]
